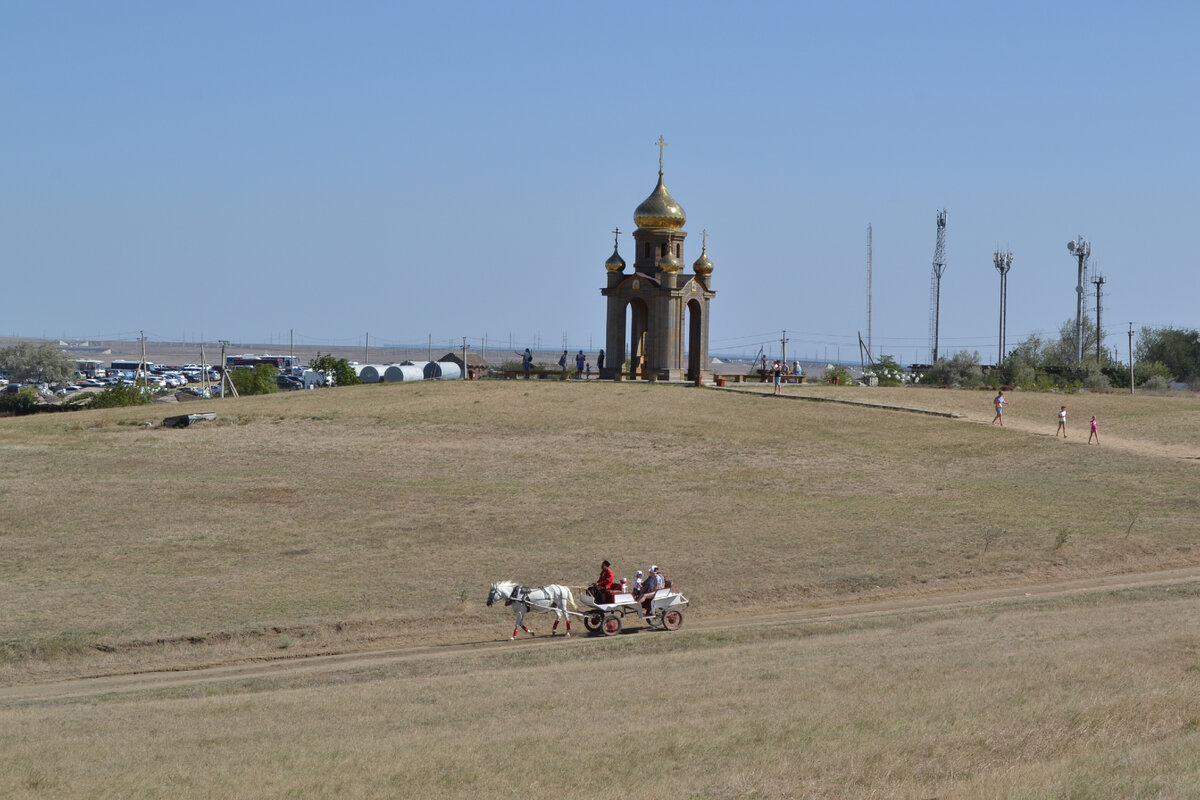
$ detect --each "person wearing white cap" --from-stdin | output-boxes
[640,565,664,616]
[632,570,645,595]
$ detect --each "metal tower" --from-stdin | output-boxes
[928,210,947,362]
[1067,236,1091,363]
[1092,273,1106,363]
[993,250,1013,365]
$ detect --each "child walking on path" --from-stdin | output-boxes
[1056,406,1067,438]
[992,391,1006,425]
[1089,415,1100,444]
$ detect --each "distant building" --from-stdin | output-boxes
[600,140,716,382]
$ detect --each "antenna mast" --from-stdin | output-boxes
[1092,272,1106,363]
[866,224,873,356]
[1067,236,1091,363]
[929,210,947,363]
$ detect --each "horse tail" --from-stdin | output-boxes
[564,585,576,610]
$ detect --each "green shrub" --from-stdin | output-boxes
[85,381,154,409]
[0,392,39,416]
[1140,375,1170,392]
[864,355,905,387]
[824,364,853,385]
[229,364,279,396]
[923,351,983,388]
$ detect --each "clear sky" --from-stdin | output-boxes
[2,1,1196,363]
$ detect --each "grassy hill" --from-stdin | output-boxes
[3,381,1199,798]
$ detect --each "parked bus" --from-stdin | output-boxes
[224,354,299,372]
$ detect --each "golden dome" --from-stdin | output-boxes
[605,246,626,272]
[634,174,686,230]
[692,247,713,275]
[658,249,682,273]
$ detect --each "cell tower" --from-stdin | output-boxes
[928,210,947,363]
[1092,272,1106,363]
[1067,236,1091,362]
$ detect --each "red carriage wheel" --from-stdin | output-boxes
[602,614,622,636]
[661,608,683,631]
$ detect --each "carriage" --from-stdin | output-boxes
[486,580,689,640]
[578,586,689,636]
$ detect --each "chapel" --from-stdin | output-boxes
[600,138,716,382]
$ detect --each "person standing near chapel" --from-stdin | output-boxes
[575,349,585,378]
[597,349,605,374]
[558,350,568,374]
[522,348,533,378]
[773,360,783,395]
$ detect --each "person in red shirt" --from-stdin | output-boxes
[593,560,615,603]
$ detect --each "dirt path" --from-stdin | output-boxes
[727,385,1200,462]
[959,409,1200,460]
[6,566,1200,705]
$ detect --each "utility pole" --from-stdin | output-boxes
[138,330,147,385]
[1092,274,1106,363]
[462,336,468,380]
[993,250,1013,366]
[780,330,789,369]
[1128,322,1135,394]
[218,340,229,398]
[1067,236,1091,363]
[289,329,293,362]
[364,332,369,365]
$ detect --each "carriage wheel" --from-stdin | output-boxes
[661,608,683,631]
[583,613,602,633]
[601,614,622,636]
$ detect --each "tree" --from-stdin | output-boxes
[1041,317,1105,368]
[1136,327,1200,382]
[0,341,77,384]
[310,352,360,387]
[864,354,905,387]
[228,364,279,396]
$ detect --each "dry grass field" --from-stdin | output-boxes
[3,380,1200,798]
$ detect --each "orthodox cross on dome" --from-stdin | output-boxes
[612,227,621,248]
[654,135,668,175]
[700,228,709,252]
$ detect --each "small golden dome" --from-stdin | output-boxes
[658,249,682,273]
[634,174,686,230]
[605,246,626,272]
[692,248,713,275]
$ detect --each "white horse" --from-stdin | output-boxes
[487,581,576,640]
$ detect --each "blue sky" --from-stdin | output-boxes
[2,2,1196,363]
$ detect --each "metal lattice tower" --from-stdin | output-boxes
[928,210,947,363]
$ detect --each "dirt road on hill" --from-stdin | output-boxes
[6,566,1200,704]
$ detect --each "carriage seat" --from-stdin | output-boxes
[640,588,672,615]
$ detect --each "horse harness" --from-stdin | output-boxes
[507,584,550,611]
